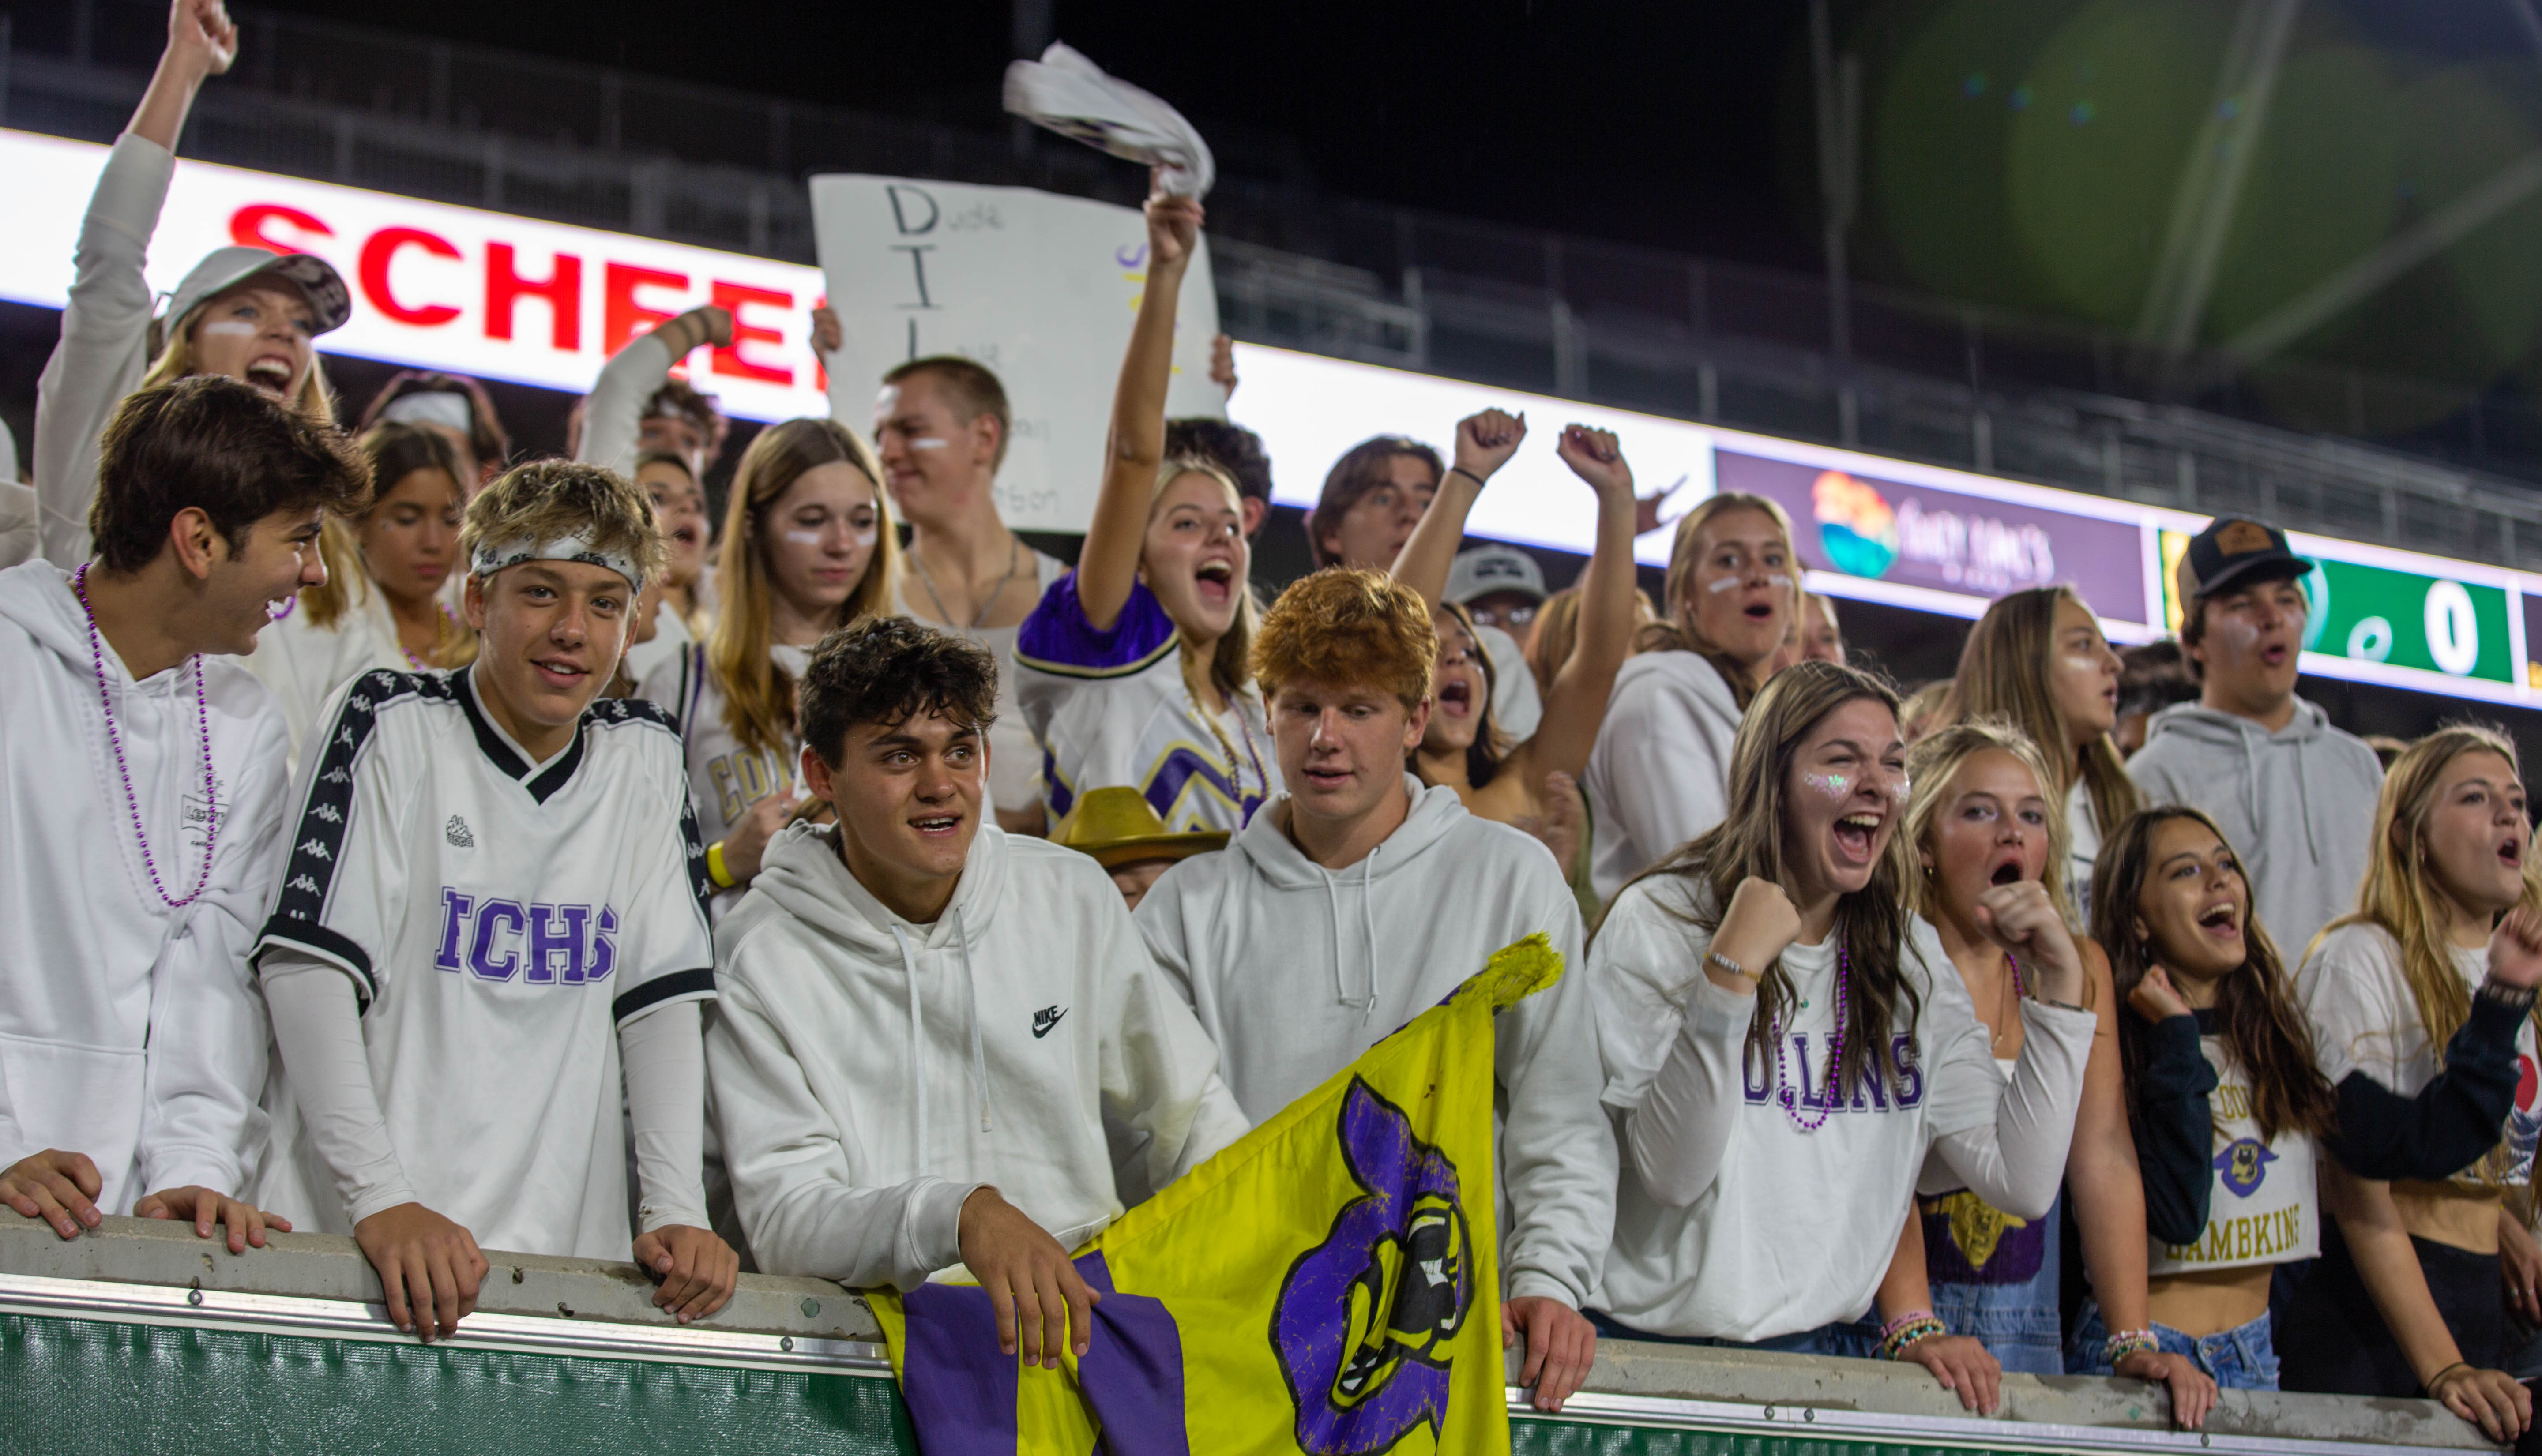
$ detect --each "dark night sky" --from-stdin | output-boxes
[233,0,1827,273]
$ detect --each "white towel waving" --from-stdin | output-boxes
[1002,41,1216,199]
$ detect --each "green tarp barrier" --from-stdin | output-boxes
[0,1311,2005,1455]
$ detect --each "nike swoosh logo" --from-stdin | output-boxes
[1032,1008,1066,1039]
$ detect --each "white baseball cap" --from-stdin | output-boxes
[151,246,352,355]
[1445,545,1547,605]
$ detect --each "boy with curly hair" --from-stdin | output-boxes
[1132,566,1613,1413]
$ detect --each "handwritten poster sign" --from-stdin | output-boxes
[810,174,1224,533]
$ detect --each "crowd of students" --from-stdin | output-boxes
[11,4,2542,1440]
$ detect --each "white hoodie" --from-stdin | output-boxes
[1583,650,1743,903]
[0,559,291,1209]
[707,820,1248,1289]
[2127,698,2383,963]
[1134,780,1613,1309]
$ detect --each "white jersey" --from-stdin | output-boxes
[635,642,805,916]
[253,665,715,1257]
[2299,921,2541,1190]
[894,545,1067,817]
[243,582,409,777]
[2149,1026,2320,1274]
[1015,572,1278,833]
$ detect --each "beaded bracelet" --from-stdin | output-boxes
[1878,1316,1947,1361]
[1878,1308,1938,1342]
[2103,1328,2162,1367]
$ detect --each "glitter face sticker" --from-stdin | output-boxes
[1802,772,1851,799]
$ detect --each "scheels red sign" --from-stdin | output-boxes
[0,128,833,420]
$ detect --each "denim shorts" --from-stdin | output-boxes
[2067,1297,2279,1391]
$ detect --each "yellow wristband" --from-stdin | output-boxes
[706,840,737,890]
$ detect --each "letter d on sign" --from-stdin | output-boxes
[887,185,939,236]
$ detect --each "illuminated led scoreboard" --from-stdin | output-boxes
[0,126,2530,708]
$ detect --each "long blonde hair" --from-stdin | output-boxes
[1640,492,1798,709]
[1903,717,2079,933]
[1946,585,2140,848]
[708,418,902,760]
[1151,454,1260,704]
[1610,660,1919,1094]
[2327,724,2542,1184]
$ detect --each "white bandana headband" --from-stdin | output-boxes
[470,533,645,590]
[380,390,477,435]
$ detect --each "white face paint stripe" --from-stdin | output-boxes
[1705,575,1743,594]
[852,528,879,549]
[909,437,950,450]
[779,529,824,546]
[199,319,258,338]
[1766,573,1796,589]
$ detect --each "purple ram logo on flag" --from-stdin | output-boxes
[1272,1078,1474,1456]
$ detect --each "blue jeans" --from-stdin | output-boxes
[2067,1297,2279,1390]
[1829,1190,2064,1373]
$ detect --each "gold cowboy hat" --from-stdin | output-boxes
[1049,786,1229,869]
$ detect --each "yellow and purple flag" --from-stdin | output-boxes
[868,934,1560,1456]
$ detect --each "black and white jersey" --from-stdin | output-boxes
[254,666,714,1257]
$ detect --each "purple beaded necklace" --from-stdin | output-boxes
[73,565,218,909]
[1769,942,1851,1133]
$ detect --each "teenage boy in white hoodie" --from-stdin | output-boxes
[2128,515,2383,960]
[706,615,1248,1370]
[1134,567,1614,1414]
[0,375,362,1248]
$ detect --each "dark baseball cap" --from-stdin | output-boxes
[2176,515,2312,603]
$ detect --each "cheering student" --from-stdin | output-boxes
[1869,722,2213,1419]
[1948,586,2137,916]
[35,0,353,570]
[254,462,734,1342]
[619,448,716,686]
[1387,412,1637,873]
[812,307,1068,833]
[1581,493,1798,902]
[1014,187,1278,835]
[246,424,475,770]
[2080,806,2332,1390]
[1588,663,2097,1403]
[706,617,1248,1367]
[574,307,732,481]
[2094,803,2535,1393]
[1136,568,1613,1414]
[0,378,361,1249]
[638,419,897,907]
[1305,435,1541,740]
[2128,517,2382,962]
[1164,414,1273,541]
[2284,728,2542,1441]
[358,371,511,490]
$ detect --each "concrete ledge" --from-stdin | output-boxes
[0,1213,2499,1449]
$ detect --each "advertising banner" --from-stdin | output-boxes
[1716,448,2150,627]
[810,175,1225,531]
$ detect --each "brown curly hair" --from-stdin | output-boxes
[1252,567,1437,710]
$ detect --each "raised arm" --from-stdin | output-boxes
[1525,426,1640,778]
[579,306,730,473]
[130,0,236,151]
[35,0,236,567]
[1076,187,1203,632]
[1388,409,1525,609]
[1621,877,1801,1207]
